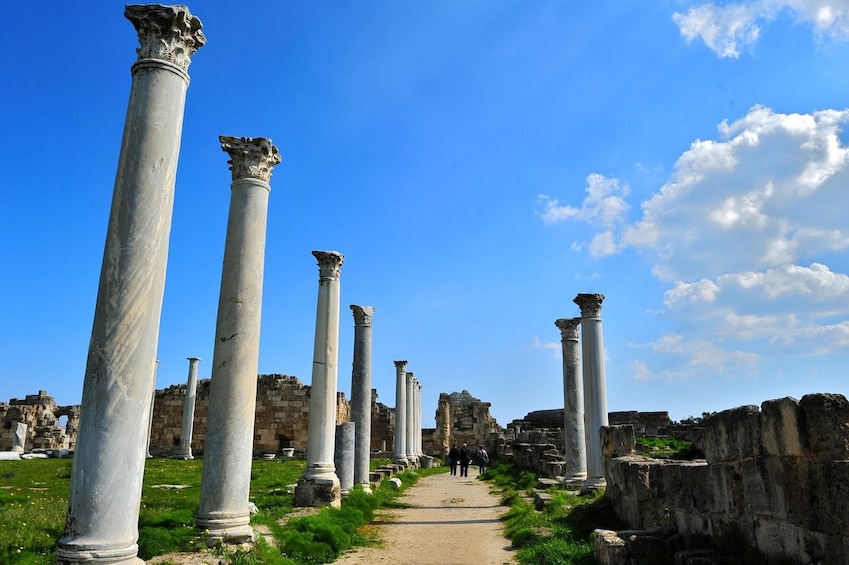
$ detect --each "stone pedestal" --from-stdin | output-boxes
[294,251,345,508]
[197,136,280,543]
[392,361,408,465]
[574,293,609,490]
[57,6,205,564]
[350,305,375,494]
[334,422,356,494]
[177,357,200,460]
[556,318,587,485]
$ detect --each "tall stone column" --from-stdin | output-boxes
[57,6,205,564]
[197,136,281,542]
[555,318,587,486]
[405,372,417,465]
[392,360,408,465]
[350,305,375,494]
[294,251,345,508]
[177,357,201,460]
[436,393,451,458]
[417,381,423,456]
[574,293,609,490]
[145,360,160,459]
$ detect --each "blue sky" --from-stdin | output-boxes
[4,1,849,427]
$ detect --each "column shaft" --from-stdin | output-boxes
[405,372,417,464]
[197,136,280,542]
[145,360,160,459]
[575,293,609,490]
[178,357,201,459]
[57,6,204,564]
[556,318,587,484]
[350,305,375,492]
[392,361,408,465]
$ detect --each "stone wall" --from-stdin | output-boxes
[0,391,79,451]
[602,393,849,564]
[431,390,502,457]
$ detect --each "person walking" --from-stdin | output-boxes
[448,444,459,476]
[459,443,471,477]
[476,445,489,475]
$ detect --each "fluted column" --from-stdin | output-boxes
[350,305,375,493]
[574,293,608,490]
[555,318,587,485]
[392,361,408,465]
[145,360,160,459]
[405,372,417,465]
[177,357,201,459]
[57,6,205,564]
[197,136,280,542]
[294,251,345,508]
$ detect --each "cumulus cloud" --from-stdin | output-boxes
[530,335,561,358]
[629,333,761,380]
[674,1,849,58]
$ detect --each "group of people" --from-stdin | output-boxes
[446,443,489,477]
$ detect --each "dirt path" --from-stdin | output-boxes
[333,469,516,564]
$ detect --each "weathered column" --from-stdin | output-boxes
[392,361,408,465]
[555,318,587,486]
[350,305,375,494]
[57,6,204,564]
[177,357,201,460]
[574,293,609,490]
[12,423,26,452]
[197,136,281,543]
[436,393,451,458]
[405,372,417,465]
[145,360,160,459]
[294,251,345,508]
[334,422,356,494]
[417,381,423,455]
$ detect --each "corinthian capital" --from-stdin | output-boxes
[219,136,281,182]
[312,250,344,280]
[350,305,375,327]
[555,317,581,341]
[125,4,206,71]
[394,360,408,371]
[573,293,605,319]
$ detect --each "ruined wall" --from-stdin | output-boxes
[432,390,502,456]
[0,391,79,451]
[370,388,394,453]
[602,393,849,564]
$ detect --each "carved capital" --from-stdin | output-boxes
[573,293,605,319]
[406,372,415,384]
[394,360,408,371]
[350,305,375,327]
[125,4,205,71]
[312,250,344,280]
[219,136,281,183]
[555,317,581,341]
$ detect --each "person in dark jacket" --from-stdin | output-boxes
[448,444,460,476]
[459,443,471,477]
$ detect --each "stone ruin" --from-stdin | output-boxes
[0,391,79,452]
[431,389,503,457]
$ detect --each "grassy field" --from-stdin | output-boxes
[0,456,440,564]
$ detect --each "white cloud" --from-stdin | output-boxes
[630,333,761,379]
[674,1,849,58]
[530,335,561,358]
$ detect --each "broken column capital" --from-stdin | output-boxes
[219,136,281,183]
[350,305,375,327]
[555,317,582,341]
[125,4,205,71]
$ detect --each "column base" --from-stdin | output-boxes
[392,455,408,466]
[196,514,254,545]
[562,472,587,488]
[294,476,341,508]
[581,476,607,493]
[56,538,143,565]
[359,482,373,495]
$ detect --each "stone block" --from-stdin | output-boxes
[708,462,743,518]
[799,393,849,459]
[703,405,761,464]
[601,424,635,457]
[592,529,628,565]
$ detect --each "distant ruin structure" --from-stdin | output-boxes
[0,391,79,451]
[431,390,502,455]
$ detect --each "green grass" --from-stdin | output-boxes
[0,457,446,564]
[635,436,703,459]
[482,461,624,565]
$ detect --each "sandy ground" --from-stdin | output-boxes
[333,469,517,565]
[147,469,516,565]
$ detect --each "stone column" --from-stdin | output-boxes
[57,6,204,564]
[197,136,281,543]
[417,381,423,456]
[12,423,26,453]
[350,305,375,494]
[574,293,609,490]
[294,251,345,508]
[436,393,451,458]
[334,422,356,494]
[145,360,160,459]
[555,318,587,486]
[177,357,201,460]
[405,372,417,465]
[392,361,408,465]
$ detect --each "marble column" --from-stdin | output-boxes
[197,136,281,543]
[417,381,423,456]
[350,305,375,494]
[437,394,451,458]
[57,6,204,564]
[405,372,417,465]
[392,360,408,466]
[334,422,356,494]
[294,251,345,508]
[555,318,587,486]
[177,357,201,460]
[145,360,160,459]
[574,293,609,490]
